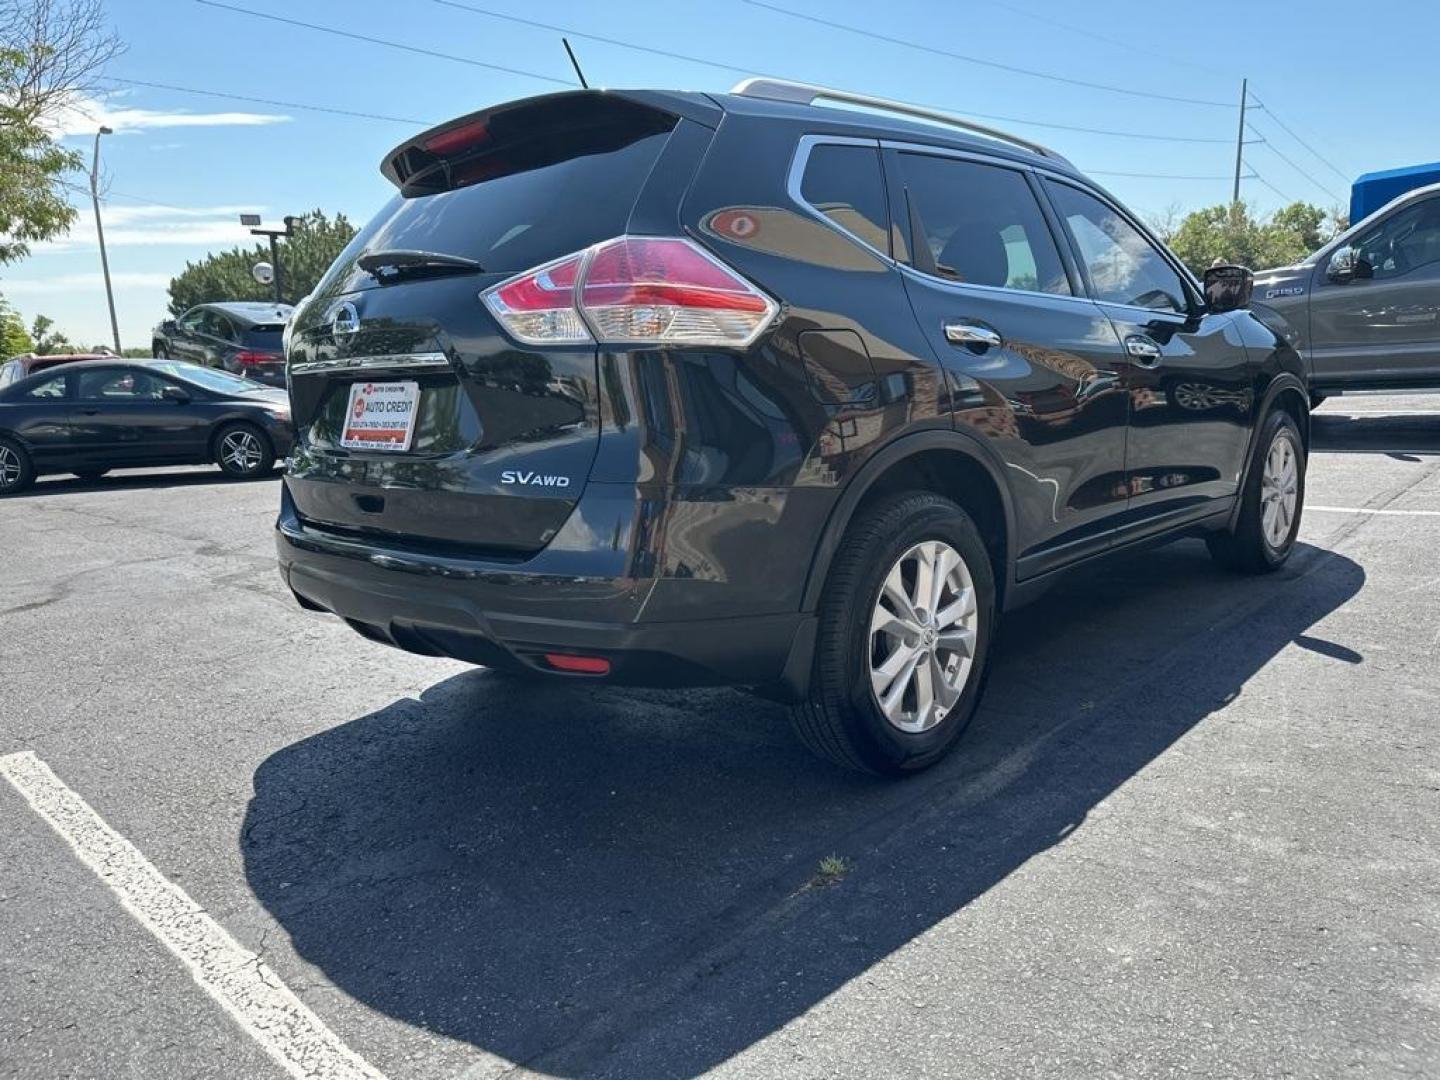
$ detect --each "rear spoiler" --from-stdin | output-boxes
[380,89,721,194]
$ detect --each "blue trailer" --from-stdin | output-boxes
[1351,161,1440,222]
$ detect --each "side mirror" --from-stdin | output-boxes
[160,385,191,404]
[1326,246,1374,284]
[1202,264,1254,313]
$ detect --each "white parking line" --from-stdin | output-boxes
[1307,505,1440,517]
[0,750,387,1080]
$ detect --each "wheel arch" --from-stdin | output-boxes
[1228,372,1309,531]
[800,429,1017,614]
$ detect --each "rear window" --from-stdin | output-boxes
[799,143,890,254]
[328,97,679,285]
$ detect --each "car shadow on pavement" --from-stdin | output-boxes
[9,468,281,499]
[243,539,1364,1078]
[1311,411,1440,456]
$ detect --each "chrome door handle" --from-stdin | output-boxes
[943,322,1002,350]
[1124,335,1162,367]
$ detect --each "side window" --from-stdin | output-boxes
[78,369,167,401]
[1045,181,1187,312]
[178,308,206,333]
[799,143,890,254]
[1354,198,1440,280]
[896,152,1071,295]
[0,363,13,389]
[209,314,238,343]
[23,373,69,399]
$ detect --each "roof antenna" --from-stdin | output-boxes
[562,37,588,88]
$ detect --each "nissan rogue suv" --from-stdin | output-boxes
[276,80,1310,774]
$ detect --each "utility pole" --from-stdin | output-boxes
[242,215,300,304]
[90,126,121,354]
[1232,78,1248,205]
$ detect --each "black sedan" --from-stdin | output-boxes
[152,302,292,387]
[0,359,294,495]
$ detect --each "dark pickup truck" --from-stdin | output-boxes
[1253,181,1440,400]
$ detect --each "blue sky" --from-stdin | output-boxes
[7,0,1438,348]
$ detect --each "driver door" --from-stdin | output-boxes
[1310,194,1440,388]
[1042,178,1256,534]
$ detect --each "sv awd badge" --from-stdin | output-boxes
[501,470,571,488]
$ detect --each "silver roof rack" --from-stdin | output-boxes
[730,78,1065,162]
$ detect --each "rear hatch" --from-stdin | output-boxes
[285,91,696,556]
[239,322,287,384]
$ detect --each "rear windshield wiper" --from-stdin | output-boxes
[357,249,484,283]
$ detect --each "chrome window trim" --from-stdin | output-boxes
[785,134,894,264]
[289,351,451,375]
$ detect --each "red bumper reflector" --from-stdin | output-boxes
[543,653,611,675]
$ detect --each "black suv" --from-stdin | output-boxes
[277,80,1309,774]
[153,302,292,387]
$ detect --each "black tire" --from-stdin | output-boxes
[214,422,275,478]
[0,436,35,496]
[153,343,168,360]
[73,468,109,482]
[789,491,997,775]
[1207,409,1305,574]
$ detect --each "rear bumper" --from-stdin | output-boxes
[275,484,816,691]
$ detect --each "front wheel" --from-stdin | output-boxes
[1208,410,1305,573]
[214,423,275,478]
[789,492,996,775]
[0,437,35,496]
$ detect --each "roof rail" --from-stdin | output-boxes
[729,78,1065,162]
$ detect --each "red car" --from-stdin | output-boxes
[0,352,116,390]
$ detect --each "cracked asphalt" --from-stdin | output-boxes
[2,397,1438,1079]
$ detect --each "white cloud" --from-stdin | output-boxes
[1,272,173,295]
[48,93,290,137]
[102,204,259,226]
[30,204,271,253]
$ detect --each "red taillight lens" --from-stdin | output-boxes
[423,118,490,155]
[543,653,611,675]
[481,252,590,345]
[481,236,777,349]
[234,350,280,367]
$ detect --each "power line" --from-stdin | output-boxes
[106,77,433,126]
[1247,122,1344,202]
[1249,171,1295,205]
[193,0,575,87]
[742,0,1234,108]
[1248,93,1353,185]
[432,0,1240,145]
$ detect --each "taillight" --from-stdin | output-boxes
[234,350,280,367]
[481,236,777,349]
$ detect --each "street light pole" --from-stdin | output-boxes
[90,126,121,355]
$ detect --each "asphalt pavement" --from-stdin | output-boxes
[2,396,1437,1079]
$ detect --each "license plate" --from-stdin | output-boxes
[340,381,420,451]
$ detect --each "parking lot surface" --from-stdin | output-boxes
[2,397,1438,1079]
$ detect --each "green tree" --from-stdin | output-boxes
[1167,200,1343,276]
[166,209,358,314]
[29,313,72,355]
[0,0,121,265]
[0,295,33,355]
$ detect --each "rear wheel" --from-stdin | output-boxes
[0,437,34,495]
[153,343,168,360]
[1208,409,1305,573]
[789,492,996,775]
[214,423,275,478]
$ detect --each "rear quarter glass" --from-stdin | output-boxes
[311,109,680,300]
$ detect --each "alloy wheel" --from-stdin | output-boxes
[1260,431,1299,550]
[0,444,21,489]
[868,539,980,734]
[221,430,263,474]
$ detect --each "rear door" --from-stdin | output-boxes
[284,92,709,555]
[1041,178,1254,533]
[886,146,1131,577]
[1310,193,1440,388]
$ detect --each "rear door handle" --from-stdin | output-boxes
[943,322,1002,350]
[1124,335,1162,367]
